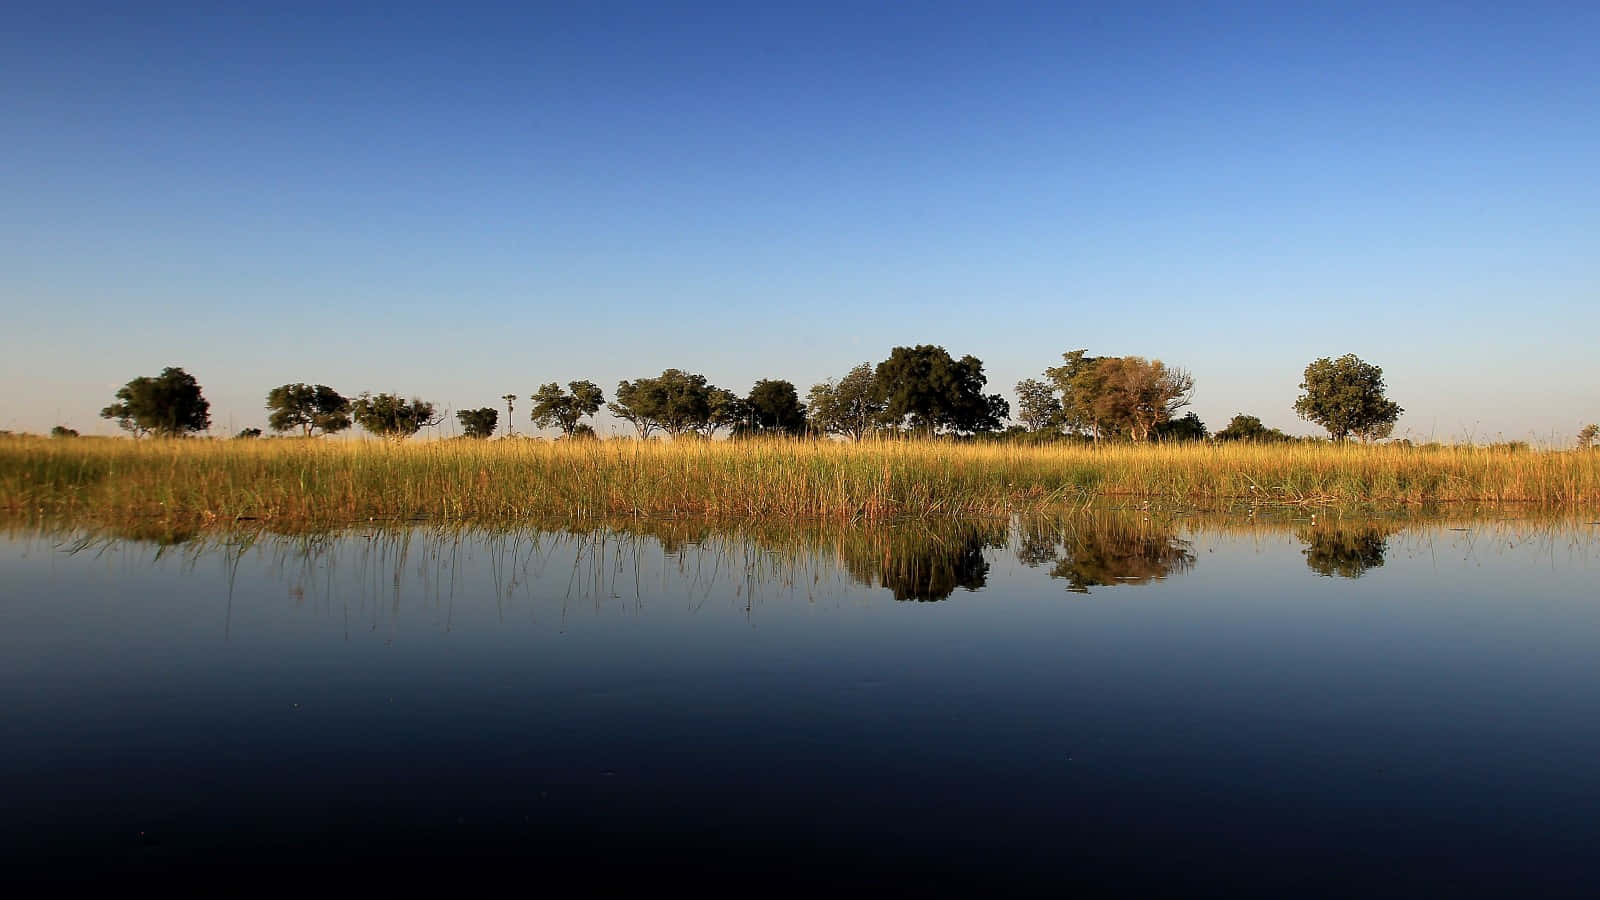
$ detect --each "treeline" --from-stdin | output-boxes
[76,346,1584,446]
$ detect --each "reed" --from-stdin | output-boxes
[3,434,1597,528]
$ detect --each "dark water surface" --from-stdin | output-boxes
[3,513,1599,894]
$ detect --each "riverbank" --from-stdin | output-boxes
[3,435,1597,527]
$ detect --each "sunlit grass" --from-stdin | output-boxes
[2,434,1597,529]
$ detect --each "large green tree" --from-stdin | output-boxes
[703,387,746,437]
[265,383,352,436]
[351,393,442,440]
[609,370,721,438]
[807,363,885,441]
[740,379,808,437]
[530,380,605,436]
[1293,354,1403,441]
[1044,350,1113,439]
[456,407,499,439]
[100,366,212,437]
[1014,378,1062,433]
[874,345,1007,436]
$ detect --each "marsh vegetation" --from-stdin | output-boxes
[5,433,1597,531]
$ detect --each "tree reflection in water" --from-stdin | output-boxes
[1297,522,1399,578]
[1017,513,1196,593]
[29,510,1469,613]
[837,522,1009,602]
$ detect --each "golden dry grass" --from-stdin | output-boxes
[3,434,1597,529]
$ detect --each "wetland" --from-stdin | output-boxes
[4,508,1600,892]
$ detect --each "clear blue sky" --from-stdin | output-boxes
[3,1,1596,441]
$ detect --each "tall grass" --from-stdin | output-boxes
[3,434,1598,529]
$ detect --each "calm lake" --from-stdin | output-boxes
[4,512,1599,894]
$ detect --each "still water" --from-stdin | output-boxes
[3,512,1599,893]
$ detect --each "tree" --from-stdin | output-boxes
[1044,351,1193,441]
[1014,378,1062,433]
[741,379,808,437]
[50,425,79,438]
[265,383,352,436]
[351,393,442,440]
[1153,411,1207,442]
[1214,414,1292,443]
[1094,356,1194,442]
[609,370,718,438]
[1044,350,1114,439]
[531,380,606,437]
[703,387,745,437]
[609,379,663,438]
[807,363,885,441]
[100,367,212,437]
[874,345,1007,436]
[457,407,499,438]
[235,427,263,439]
[1294,354,1402,442]
[1579,424,1599,450]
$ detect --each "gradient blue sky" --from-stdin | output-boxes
[3,1,1596,440]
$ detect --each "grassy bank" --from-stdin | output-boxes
[3,434,1598,528]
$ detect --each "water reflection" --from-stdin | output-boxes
[1017,514,1196,593]
[1296,521,1401,578]
[12,510,1593,613]
[5,510,1599,891]
[837,522,1008,601]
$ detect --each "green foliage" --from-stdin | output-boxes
[1579,424,1599,451]
[351,393,441,440]
[50,425,79,438]
[1044,350,1110,438]
[1294,354,1402,441]
[807,363,885,441]
[265,383,352,436]
[874,345,1007,435]
[609,370,725,438]
[235,427,263,439]
[100,366,212,437]
[1153,412,1207,442]
[741,379,808,437]
[1214,414,1293,443]
[1015,378,1062,433]
[706,387,745,437]
[457,407,499,439]
[530,381,605,436]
